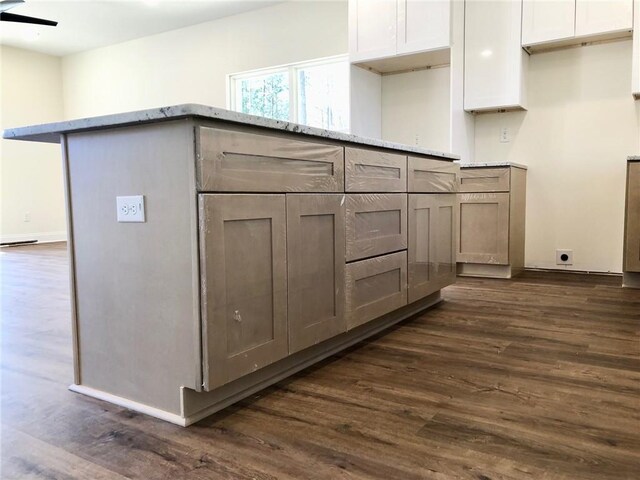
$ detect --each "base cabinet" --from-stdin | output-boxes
[408,194,457,302]
[457,165,527,278]
[624,161,640,287]
[199,194,289,390]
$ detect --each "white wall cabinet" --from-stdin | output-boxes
[575,0,633,37]
[522,0,575,46]
[349,0,451,71]
[464,0,528,112]
[397,0,450,55]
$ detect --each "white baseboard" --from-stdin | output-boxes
[0,231,67,245]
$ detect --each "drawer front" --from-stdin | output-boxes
[457,192,510,265]
[346,251,408,330]
[345,147,407,192]
[408,157,459,193]
[196,126,344,192]
[346,193,408,261]
[458,167,510,193]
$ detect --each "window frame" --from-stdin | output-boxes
[227,54,350,131]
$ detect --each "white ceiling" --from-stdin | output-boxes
[0,0,281,56]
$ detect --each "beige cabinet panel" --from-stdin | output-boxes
[346,251,408,330]
[196,126,344,192]
[458,167,510,193]
[199,194,288,390]
[458,193,510,265]
[408,157,459,193]
[287,194,346,353]
[625,162,640,272]
[345,147,407,192]
[346,193,408,261]
[408,194,457,303]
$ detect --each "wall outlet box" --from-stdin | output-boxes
[116,195,145,223]
[556,249,573,265]
[500,127,510,143]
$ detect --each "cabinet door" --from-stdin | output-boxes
[349,0,397,62]
[397,0,450,55]
[408,194,457,303]
[346,251,408,330]
[287,194,346,353]
[575,0,633,37]
[199,194,288,390]
[464,0,527,112]
[346,193,408,261]
[522,0,575,46]
[457,193,510,265]
[625,163,640,272]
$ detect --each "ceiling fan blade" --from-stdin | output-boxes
[0,0,25,13]
[0,11,57,26]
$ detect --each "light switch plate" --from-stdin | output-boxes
[116,195,145,223]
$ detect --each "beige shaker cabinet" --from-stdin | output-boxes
[199,194,289,390]
[287,194,346,352]
[3,105,459,426]
[408,194,457,303]
[457,164,527,279]
[623,158,640,288]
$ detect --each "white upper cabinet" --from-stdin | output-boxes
[349,0,451,69]
[522,0,576,46]
[464,1,528,112]
[397,0,451,55]
[349,0,398,63]
[575,0,633,37]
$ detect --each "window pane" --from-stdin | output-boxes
[297,62,349,131]
[235,71,290,121]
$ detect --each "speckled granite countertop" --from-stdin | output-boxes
[2,103,459,161]
[457,161,528,170]
[628,156,640,161]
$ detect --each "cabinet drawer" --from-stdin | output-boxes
[408,157,459,193]
[196,126,344,192]
[458,168,510,193]
[346,193,408,261]
[345,147,407,192]
[346,251,408,330]
[457,192,510,265]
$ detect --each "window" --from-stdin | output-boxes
[228,55,349,132]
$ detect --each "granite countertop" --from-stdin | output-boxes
[457,161,528,170]
[2,103,459,161]
[628,156,640,161]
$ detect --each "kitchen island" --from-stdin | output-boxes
[4,105,459,425]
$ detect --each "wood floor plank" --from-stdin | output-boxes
[1,243,639,479]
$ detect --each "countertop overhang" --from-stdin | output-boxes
[2,103,459,161]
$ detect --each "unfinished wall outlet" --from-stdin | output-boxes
[556,249,573,265]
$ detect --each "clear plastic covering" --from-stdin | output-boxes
[346,193,408,262]
[196,126,344,192]
[345,147,407,192]
[458,167,510,193]
[408,156,459,193]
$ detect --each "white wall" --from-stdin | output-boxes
[381,67,451,152]
[475,40,640,273]
[62,1,348,119]
[0,46,66,243]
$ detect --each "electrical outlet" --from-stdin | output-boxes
[116,195,145,223]
[24,212,31,223]
[556,249,573,265]
[500,127,510,143]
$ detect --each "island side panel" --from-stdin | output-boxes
[66,120,200,415]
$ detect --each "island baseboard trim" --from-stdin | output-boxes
[181,291,443,426]
[68,384,187,426]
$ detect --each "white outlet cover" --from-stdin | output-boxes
[116,195,145,223]
[556,249,573,265]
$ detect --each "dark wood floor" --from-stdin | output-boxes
[2,243,639,479]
